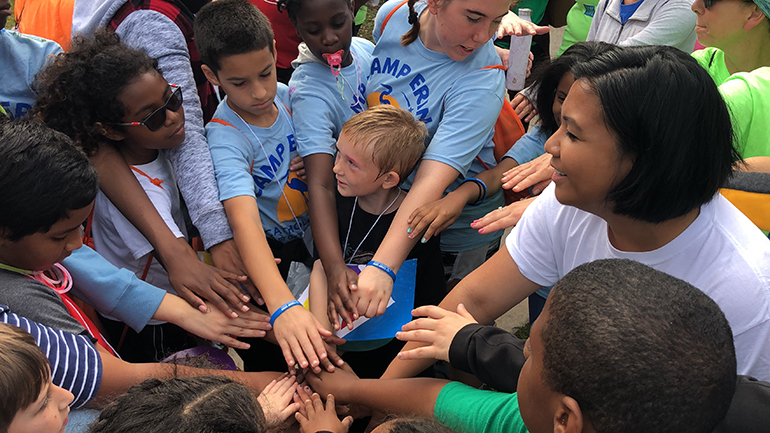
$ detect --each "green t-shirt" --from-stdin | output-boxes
[514,0,549,25]
[434,382,529,433]
[720,67,770,159]
[692,47,731,86]
[557,0,600,56]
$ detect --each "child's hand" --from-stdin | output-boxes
[304,363,359,403]
[165,238,251,318]
[354,266,393,318]
[273,306,344,373]
[470,197,536,234]
[326,263,360,330]
[209,239,264,305]
[181,302,271,349]
[257,375,301,427]
[407,193,466,244]
[395,304,478,362]
[510,93,537,123]
[290,156,307,180]
[502,153,553,194]
[496,10,550,37]
[295,389,354,433]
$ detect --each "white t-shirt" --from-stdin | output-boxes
[93,153,187,297]
[507,184,770,380]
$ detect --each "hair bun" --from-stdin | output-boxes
[408,10,418,25]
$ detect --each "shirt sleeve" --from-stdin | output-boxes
[424,69,505,176]
[63,247,165,332]
[290,79,341,158]
[434,382,528,433]
[207,122,259,201]
[0,306,102,409]
[503,126,548,165]
[616,0,697,49]
[505,185,561,287]
[116,11,233,249]
[448,324,527,393]
[719,75,754,156]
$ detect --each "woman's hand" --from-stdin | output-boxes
[165,238,251,318]
[326,262,360,331]
[497,11,550,37]
[295,391,353,433]
[502,153,553,194]
[395,304,478,362]
[273,305,337,373]
[258,375,301,428]
[470,197,536,234]
[406,193,466,244]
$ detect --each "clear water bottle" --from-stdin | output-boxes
[506,8,533,91]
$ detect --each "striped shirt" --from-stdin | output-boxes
[0,305,102,408]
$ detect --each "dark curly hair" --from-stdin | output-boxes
[32,29,160,156]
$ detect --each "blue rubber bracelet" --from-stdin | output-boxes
[270,300,302,327]
[367,260,397,282]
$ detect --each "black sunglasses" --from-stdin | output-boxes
[111,84,183,132]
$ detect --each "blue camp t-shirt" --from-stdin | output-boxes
[290,37,375,157]
[206,84,310,243]
[0,29,62,119]
[368,0,505,179]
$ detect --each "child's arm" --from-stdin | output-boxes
[91,144,250,318]
[90,344,283,408]
[407,158,519,242]
[305,153,361,329]
[223,195,336,372]
[310,260,336,332]
[306,364,447,417]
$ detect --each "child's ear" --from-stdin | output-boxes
[95,122,125,142]
[201,64,221,87]
[381,171,401,190]
[554,396,584,433]
[272,40,278,63]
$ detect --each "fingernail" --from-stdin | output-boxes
[305,386,311,391]
[241,305,249,312]
[406,228,412,234]
[421,238,427,244]
[478,228,485,234]
[242,294,250,301]
[408,233,415,239]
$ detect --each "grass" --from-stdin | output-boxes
[5,0,14,29]
[357,3,381,43]
[513,322,530,340]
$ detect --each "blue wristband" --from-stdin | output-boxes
[270,300,302,327]
[366,260,397,282]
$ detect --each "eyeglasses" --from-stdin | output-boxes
[110,84,183,132]
[703,0,753,9]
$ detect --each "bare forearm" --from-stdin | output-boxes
[338,378,448,416]
[224,197,293,311]
[93,346,281,407]
[306,154,346,270]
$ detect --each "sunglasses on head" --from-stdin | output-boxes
[111,84,183,132]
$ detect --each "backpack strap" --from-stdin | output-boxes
[381,0,410,34]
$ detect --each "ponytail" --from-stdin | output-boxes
[400,0,420,46]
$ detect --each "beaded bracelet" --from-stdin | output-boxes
[462,177,487,206]
[270,300,302,327]
[366,260,397,282]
